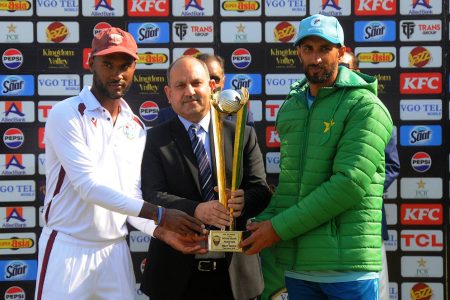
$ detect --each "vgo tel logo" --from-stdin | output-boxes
[139,101,159,122]
[231,48,251,69]
[4,286,26,299]
[2,48,23,70]
[3,128,24,149]
[401,203,442,225]
[401,230,443,251]
[0,180,35,203]
[266,152,280,174]
[355,0,396,15]
[411,152,431,172]
[266,126,280,148]
[399,99,442,121]
[400,73,441,94]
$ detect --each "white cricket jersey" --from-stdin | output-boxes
[44,86,156,242]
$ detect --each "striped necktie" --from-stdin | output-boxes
[188,124,215,201]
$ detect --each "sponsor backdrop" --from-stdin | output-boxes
[0,0,448,299]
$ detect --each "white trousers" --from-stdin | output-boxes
[35,227,135,300]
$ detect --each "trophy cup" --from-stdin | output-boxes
[208,87,249,252]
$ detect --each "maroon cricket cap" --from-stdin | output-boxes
[91,27,138,60]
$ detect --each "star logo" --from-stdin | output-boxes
[323,119,335,133]
[417,258,427,268]
[236,23,245,33]
[7,23,16,33]
[417,179,426,189]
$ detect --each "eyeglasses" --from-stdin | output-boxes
[210,75,221,83]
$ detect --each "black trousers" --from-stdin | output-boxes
[181,259,234,300]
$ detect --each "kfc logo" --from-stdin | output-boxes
[266,126,280,148]
[355,0,396,15]
[401,204,442,225]
[127,0,169,16]
[400,73,441,94]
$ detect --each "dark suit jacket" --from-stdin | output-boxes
[140,116,271,300]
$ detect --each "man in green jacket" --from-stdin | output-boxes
[240,14,393,300]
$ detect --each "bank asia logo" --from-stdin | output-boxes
[127,0,169,16]
[2,48,23,69]
[0,260,37,281]
[400,73,441,94]
[400,125,441,146]
[400,0,441,15]
[4,286,25,299]
[0,75,33,96]
[411,152,431,172]
[221,0,261,17]
[0,0,32,16]
[128,22,169,43]
[93,22,111,36]
[264,0,306,16]
[225,74,261,94]
[401,203,442,225]
[354,21,396,42]
[82,0,124,17]
[0,233,36,254]
[355,0,396,15]
[3,128,24,149]
[1,154,35,176]
[37,74,80,96]
[139,101,159,122]
[136,48,169,69]
[231,48,251,69]
[355,47,396,68]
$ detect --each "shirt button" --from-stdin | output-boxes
[107,117,111,121]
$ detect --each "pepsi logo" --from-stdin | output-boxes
[139,101,159,122]
[411,152,431,173]
[140,258,147,273]
[3,128,24,149]
[2,49,23,70]
[4,286,25,299]
[183,48,201,56]
[231,48,251,69]
[93,22,112,36]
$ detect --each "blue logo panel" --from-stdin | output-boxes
[354,21,396,42]
[0,75,34,96]
[400,125,441,146]
[224,74,262,94]
[0,260,37,281]
[128,23,170,44]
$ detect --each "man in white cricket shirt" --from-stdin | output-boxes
[35,27,206,300]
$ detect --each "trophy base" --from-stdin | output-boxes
[208,230,243,252]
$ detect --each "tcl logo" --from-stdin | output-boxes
[400,73,441,94]
[401,204,442,225]
[266,126,280,148]
[401,230,443,251]
[355,0,396,15]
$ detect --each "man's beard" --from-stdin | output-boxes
[92,71,131,100]
[304,62,336,84]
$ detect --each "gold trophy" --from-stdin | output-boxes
[208,87,249,252]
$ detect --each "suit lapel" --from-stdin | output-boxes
[208,119,218,185]
[170,117,201,194]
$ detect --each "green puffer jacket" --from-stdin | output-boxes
[257,67,392,272]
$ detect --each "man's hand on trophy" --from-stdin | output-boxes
[239,220,281,255]
[154,226,208,254]
[227,189,244,217]
[194,201,231,229]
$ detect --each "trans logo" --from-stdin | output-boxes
[2,49,23,70]
[139,101,159,122]
[411,152,431,173]
[231,48,251,69]
[3,128,24,149]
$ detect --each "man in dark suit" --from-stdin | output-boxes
[156,53,255,126]
[140,56,271,300]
